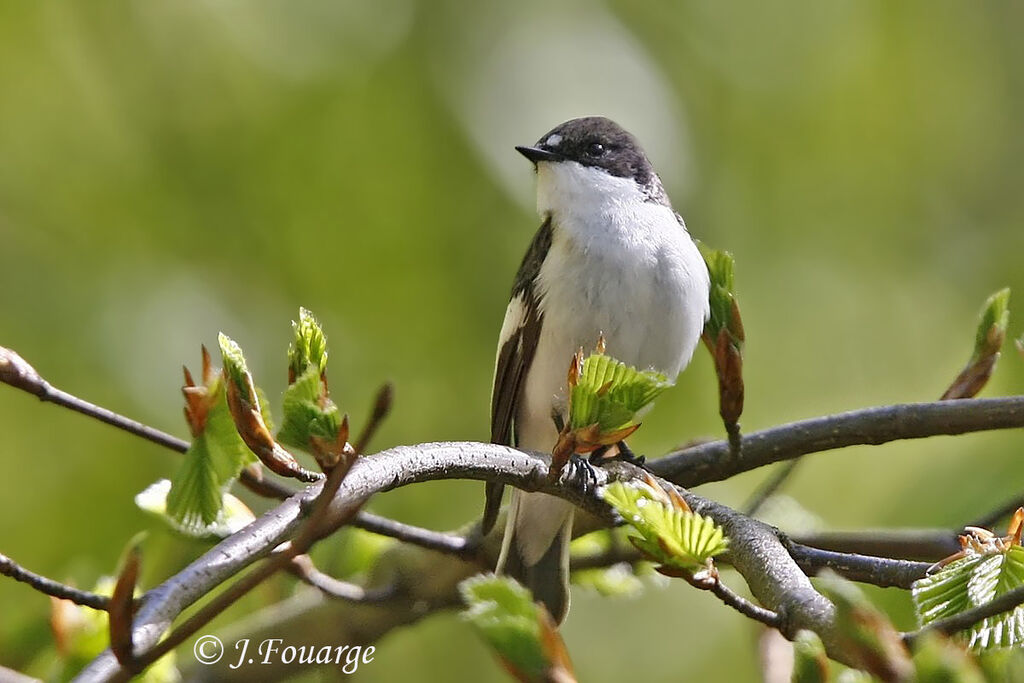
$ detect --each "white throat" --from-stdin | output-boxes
[535,161,648,221]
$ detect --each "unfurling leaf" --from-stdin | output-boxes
[598,479,727,577]
[816,572,913,681]
[219,333,322,483]
[168,347,257,532]
[460,575,576,683]
[551,343,673,476]
[278,309,355,470]
[137,479,255,540]
[567,349,672,432]
[288,307,329,382]
[697,244,746,433]
[941,288,1010,400]
[913,512,1024,651]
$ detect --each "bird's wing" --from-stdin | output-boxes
[482,218,552,534]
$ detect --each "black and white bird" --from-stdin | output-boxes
[483,116,711,623]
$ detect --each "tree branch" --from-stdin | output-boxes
[0,552,111,611]
[789,530,960,563]
[351,511,481,561]
[651,397,1024,487]
[287,555,397,603]
[706,578,782,629]
[0,347,189,455]
[80,443,869,680]
[743,459,802,516]
[784,542,932,589]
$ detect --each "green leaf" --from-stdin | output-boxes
[277,365,341,451]
[569,353,673,432]
[136,479,255,539]
[697,243,742,347]
[972,288,1010,362]
[218,333,252,403]
[598,481,728,571]
[460,575,549,681]
[278,308,344,453]
[166,378,256,533]
[912,545,1024,651]
[288,307,329,379]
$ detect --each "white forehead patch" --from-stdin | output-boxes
[544,134,563,147]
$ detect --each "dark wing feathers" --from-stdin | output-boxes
[481,218,552,534]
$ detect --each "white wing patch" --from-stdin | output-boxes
[494,293,528,362]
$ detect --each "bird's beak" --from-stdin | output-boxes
[515,145,562,163]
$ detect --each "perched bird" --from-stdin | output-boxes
[484,116,711,623]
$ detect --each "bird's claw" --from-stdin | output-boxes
[566,453,599,496]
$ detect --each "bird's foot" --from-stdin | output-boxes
[566,453,599,496]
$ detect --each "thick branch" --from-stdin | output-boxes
[790,530,960,563]
[81,443,867,680]
[652,397,1024,487]
[785,543,932,589]
[77,443,569,681]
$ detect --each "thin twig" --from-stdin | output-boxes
[1,347,189,453]
[352,511,480,561]
[903,585,1024,646]
[743,459,802,516]
[287,555,397,603]
[570,543,643,571]
[652,396,1024,488]
[0,346,299,501]
[970,494,1024,529]
[708,578,783,629]
[353,382,394,456]
[0,552,111,611]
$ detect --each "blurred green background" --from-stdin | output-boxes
[2,1,1023,680]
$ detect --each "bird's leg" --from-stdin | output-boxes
[588,444,611,465]
[613,441,646,468]
[588,441,646,467]
[565,453,599,496]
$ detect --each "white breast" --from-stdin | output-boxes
[516,161,710,452]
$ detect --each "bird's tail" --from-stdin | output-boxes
[496,490,574,624]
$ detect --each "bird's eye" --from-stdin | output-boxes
[586,142,606,157]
